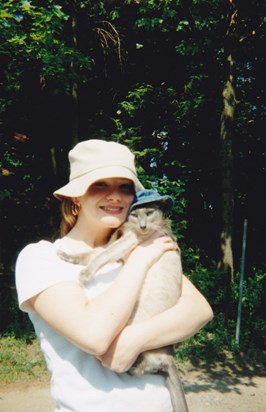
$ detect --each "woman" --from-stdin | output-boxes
[16,139,213,412]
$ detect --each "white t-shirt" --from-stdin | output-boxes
[15,239,173,412]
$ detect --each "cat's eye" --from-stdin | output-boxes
[130,211,138,218]
[146,210,155,216]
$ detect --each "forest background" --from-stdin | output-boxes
[0,0,265,372]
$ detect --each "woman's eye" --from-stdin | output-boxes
[120,184,134,193]
[88,182,108,193]
[93,182,107,189]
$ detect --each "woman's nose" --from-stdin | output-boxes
[106,188,122,201]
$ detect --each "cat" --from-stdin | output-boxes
[57,202,189,412]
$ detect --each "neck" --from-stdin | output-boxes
[64,220,112,251]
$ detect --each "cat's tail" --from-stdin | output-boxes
[164,360,189,412]
[128,350,189,412]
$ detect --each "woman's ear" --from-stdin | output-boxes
[71,199,81,217]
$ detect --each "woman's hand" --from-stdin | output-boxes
[97,324,141,373]
[129,233,178,270]
[98,276,213,373]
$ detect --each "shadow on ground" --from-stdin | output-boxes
[179,349,266,395]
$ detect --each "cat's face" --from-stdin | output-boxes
[128,204,164,234]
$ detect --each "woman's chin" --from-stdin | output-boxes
[101,215,123,228]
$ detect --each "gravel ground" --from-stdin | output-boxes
[1,357,265,412]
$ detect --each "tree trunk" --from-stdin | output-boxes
[71,0,79,147]
[218,1,238,324]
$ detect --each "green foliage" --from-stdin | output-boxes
[1,138,40,202]
[231,269,266,349]
[115,83,177,121]
[136,174,187,239]
[178,252,266,359]
[3,150,23,169]
[111,82,190,239]
[0,335,48,385]
[118,84,154,118]
[0,0,94,91]
[0,189,11,200]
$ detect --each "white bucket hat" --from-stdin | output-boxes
[53,139,144,199]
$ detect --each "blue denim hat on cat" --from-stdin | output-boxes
[129,189,174,213]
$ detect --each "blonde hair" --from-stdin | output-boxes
[60,198,78,237]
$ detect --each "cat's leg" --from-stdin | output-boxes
[79,231,140,283]
[128,349,171,375]
[57,250,89,265]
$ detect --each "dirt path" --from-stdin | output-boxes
[1,357,265,412]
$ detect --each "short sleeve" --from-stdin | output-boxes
[15,240,80,312]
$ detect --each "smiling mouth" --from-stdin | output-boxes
[100,206,124,215]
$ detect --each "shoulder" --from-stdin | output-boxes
[17,239,61,262]
[15,239,69,287]
[19,239,58,253]
[16,239,80,312]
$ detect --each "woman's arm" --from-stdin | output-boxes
[29,235,176,356]
[99,275,213,372]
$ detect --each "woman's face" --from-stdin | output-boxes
[77,178,135,230]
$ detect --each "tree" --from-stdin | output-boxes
[218,0,238,323]
[0,0,265,346]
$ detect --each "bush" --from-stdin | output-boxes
[178,249,266,360]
